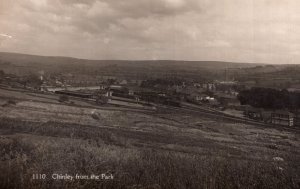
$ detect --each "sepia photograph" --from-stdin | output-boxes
[0,0,299,188]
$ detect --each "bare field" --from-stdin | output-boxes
[0,88,299,189]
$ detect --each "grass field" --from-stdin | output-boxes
[0,88,299,189]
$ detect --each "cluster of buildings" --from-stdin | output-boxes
[37,73,246,107]
[244,107,300,127]
[3,69,299,128]
[40,74,237,107]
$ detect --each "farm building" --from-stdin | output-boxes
[294,112,300,127]
[271,111,294,127]
[119,80,128,85]
[95,90,112,97]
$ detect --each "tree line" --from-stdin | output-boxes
[238,87,300,110]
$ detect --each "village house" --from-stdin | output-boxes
[119,79,128,85]
[293,111,300,127]
[203,83,216,91]
[96,90,112,98]
[193,83,202,88]
[271,111,294,127]
[128,79,143,86]
[195,94,208,101]
[287,84,300,93]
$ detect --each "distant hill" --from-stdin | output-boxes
[0,51,263,71]
[1,52,298,82]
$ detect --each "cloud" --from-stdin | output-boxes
[0,0,299,64]
[0,34,12,39]
[0,33,13,46]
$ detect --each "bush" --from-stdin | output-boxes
[58,95,69,103]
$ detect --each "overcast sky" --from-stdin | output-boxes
[0,0,299,64]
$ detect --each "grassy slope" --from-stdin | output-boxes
[0,88,299,189]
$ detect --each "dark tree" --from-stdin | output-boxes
[238,87,300,110]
